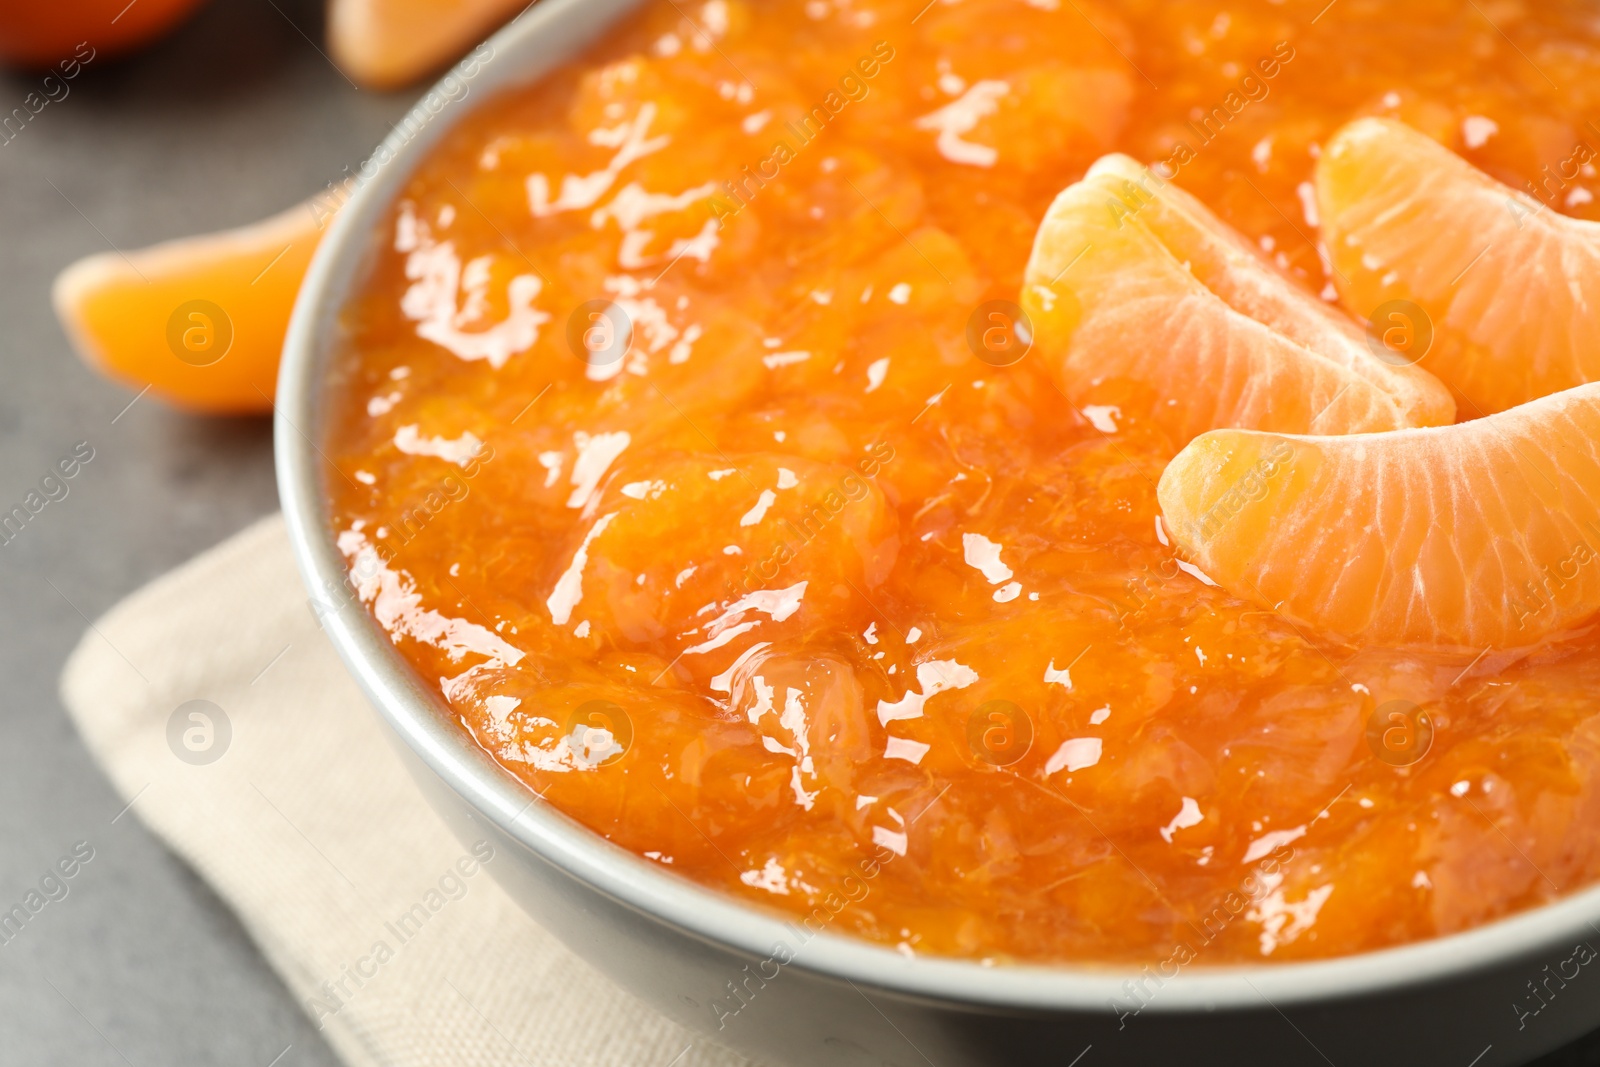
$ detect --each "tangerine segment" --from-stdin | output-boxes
[1021,155,1455,446]
[1157,382,1600,649]
[1317,117,1600,415]
[328,0,526,89]
[52,200,321,414]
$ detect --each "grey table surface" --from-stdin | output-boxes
[1,1,1600,1064]
[0,0,398,1063]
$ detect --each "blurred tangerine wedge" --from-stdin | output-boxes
[329,0,525,89]
[1021,154,1455,446]
[53,199,322,415]
[1317,116,1600,416]
[0,0,204,68]
[1157,381,1600,649]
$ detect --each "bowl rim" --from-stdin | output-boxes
[276,0,1600,1017]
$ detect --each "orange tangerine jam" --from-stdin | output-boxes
[325,0,1600,964]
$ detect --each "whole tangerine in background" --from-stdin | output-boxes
[0,0,208,69]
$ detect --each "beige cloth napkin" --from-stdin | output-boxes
[59,513,760,1067]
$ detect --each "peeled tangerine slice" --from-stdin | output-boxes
[53,200,322,414]
[1317,117,1600,416]
[329,0,526,88]
[1157,382,1600,649]
[1021,154,1455,446]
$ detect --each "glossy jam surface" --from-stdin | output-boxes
[324,0,1600,964]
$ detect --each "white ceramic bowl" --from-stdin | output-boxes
[277,3,1600,1062]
